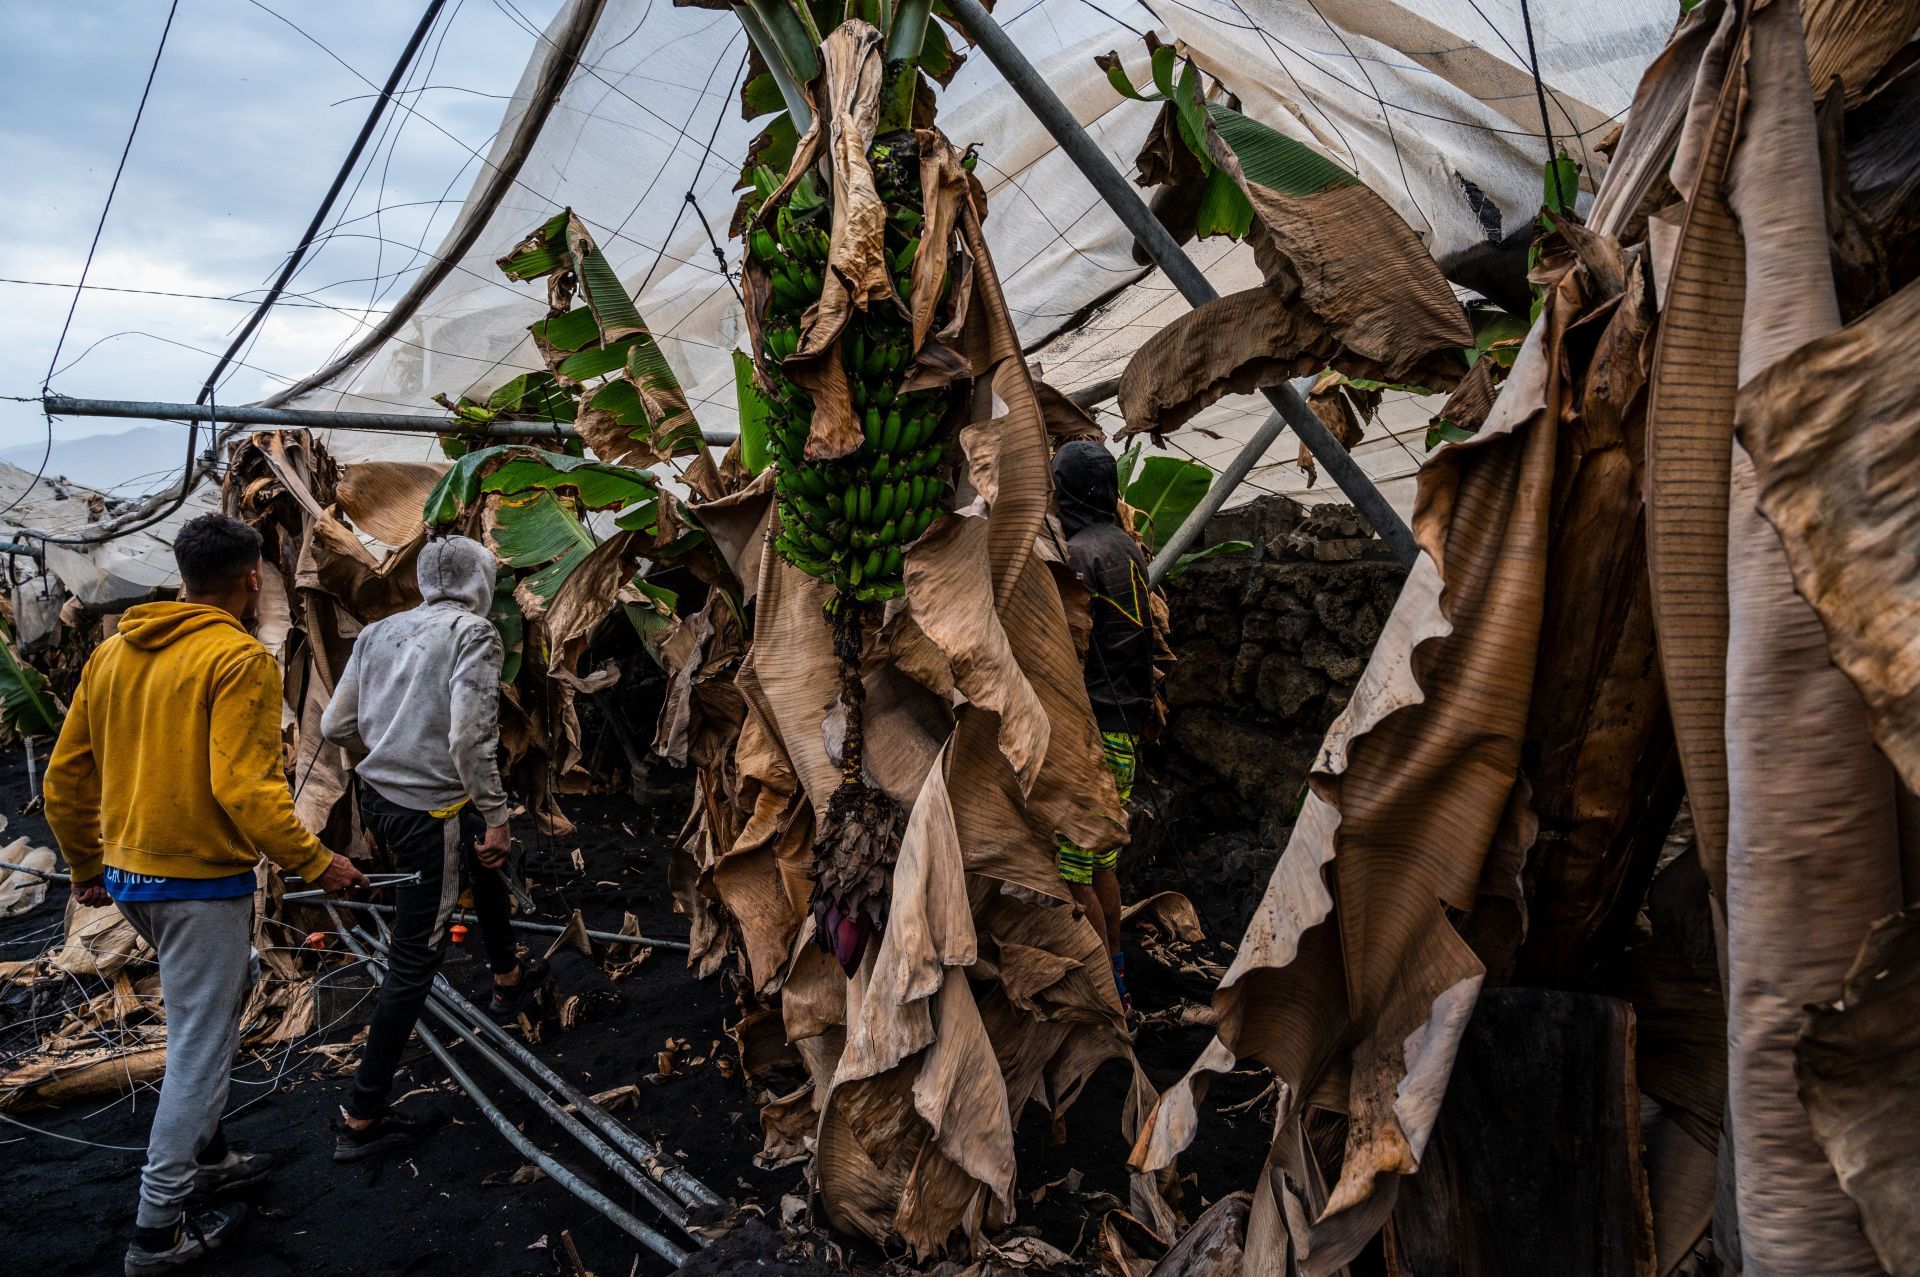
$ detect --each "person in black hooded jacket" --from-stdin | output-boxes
[1052,440,1154,1011]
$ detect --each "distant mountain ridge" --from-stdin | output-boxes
[0,425,193,497]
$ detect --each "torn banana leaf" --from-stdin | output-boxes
[423,444,660,528]
[0,618,61,738]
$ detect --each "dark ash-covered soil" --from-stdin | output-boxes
[0,755,1274,1276]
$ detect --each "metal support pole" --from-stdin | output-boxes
[41,395,739,447]
[308,897,690,952]
[324,910,691,1266]
[1066,376,1120,411]
[351,933,702,1234]
[942,0,1418,567]
[0,858,69,884]
[359,930,722,1212]
[1146,400,1296,587]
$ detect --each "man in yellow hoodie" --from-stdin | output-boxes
[45,513,367,1276]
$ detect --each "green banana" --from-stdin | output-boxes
[755,138,969,606]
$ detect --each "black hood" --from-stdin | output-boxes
[1053,440,1119,538]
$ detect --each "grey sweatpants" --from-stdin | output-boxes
[118,896,255,1229]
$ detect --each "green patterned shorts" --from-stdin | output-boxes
[1057,730,1137,885]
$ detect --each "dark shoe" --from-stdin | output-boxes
[124,1202,248,1275]
[487,956,550,1021]
[332,1108,440,1163]
[188,1150,271,1202]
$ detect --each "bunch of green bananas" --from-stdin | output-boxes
[750,138,956,606]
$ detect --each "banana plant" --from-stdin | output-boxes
[724,3,989,974]
[0,618,61,739]
[727,0,956,225]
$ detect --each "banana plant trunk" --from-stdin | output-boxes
[737,10,962,975]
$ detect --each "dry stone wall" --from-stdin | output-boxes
[1130,496,1406,932]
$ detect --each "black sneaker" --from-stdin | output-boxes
[487,956,550,1021]
[124,1202,248,1275]
[188,1150,272,1202]
[332,1108,440,1163]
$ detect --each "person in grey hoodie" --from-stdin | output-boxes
[320,535,543,1160]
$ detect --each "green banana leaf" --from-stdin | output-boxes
[0,618,61,738]
[492,490,598,606]
[1123,455,1213,553]
[424,444,660,528]
[487,372,578,423]
[624,579,679,668]
[1194,166,1255,240]
[1101,44,1354,242]
[1206,102,1359,196]
[741,72,787,120]
[529,307,602,354]
[498,212,570,281]
[618,334,702,458]
[488,578,526,683]
[1167,538,1253,578]
[736,350,775,474]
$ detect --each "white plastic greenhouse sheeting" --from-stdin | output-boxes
[278,0,1673,514]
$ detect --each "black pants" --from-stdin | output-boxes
[347,781,516,1119]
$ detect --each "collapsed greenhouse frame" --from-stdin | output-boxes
[4,0,1920,1274]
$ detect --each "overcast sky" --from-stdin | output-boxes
[0,0,564,483]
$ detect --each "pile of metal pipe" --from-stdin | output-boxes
[324,912,718,1265]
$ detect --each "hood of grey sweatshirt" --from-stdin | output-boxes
[319,536,511,820]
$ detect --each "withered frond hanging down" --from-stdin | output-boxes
[1103,38,1471,446]
[225,429,425,853]
[657,12,1157,1259]
[1133,2,1920,1272]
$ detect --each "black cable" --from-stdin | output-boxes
[1516,0,1567,211]
[198,0,449,409]
[40,0,178,397]
[36,1,452,551]
[690,192,747,311]
[11,0,181,523]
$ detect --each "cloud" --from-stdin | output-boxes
[0,0,563,464]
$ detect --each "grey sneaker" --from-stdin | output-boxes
[124,1202,247,1275]
[188,1150,272,1202]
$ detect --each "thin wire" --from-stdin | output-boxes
[1298,0,1432,230]
[1515,0,1566,208]
[691,192,746,311]
[0,1108,146,1152]
[12,0,181,526]
[202,0,450,408]
[1458,0,1590,180]
[0,277,389,312]
[39,0,179,396]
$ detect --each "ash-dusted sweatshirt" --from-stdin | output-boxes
[321,537,511,824]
